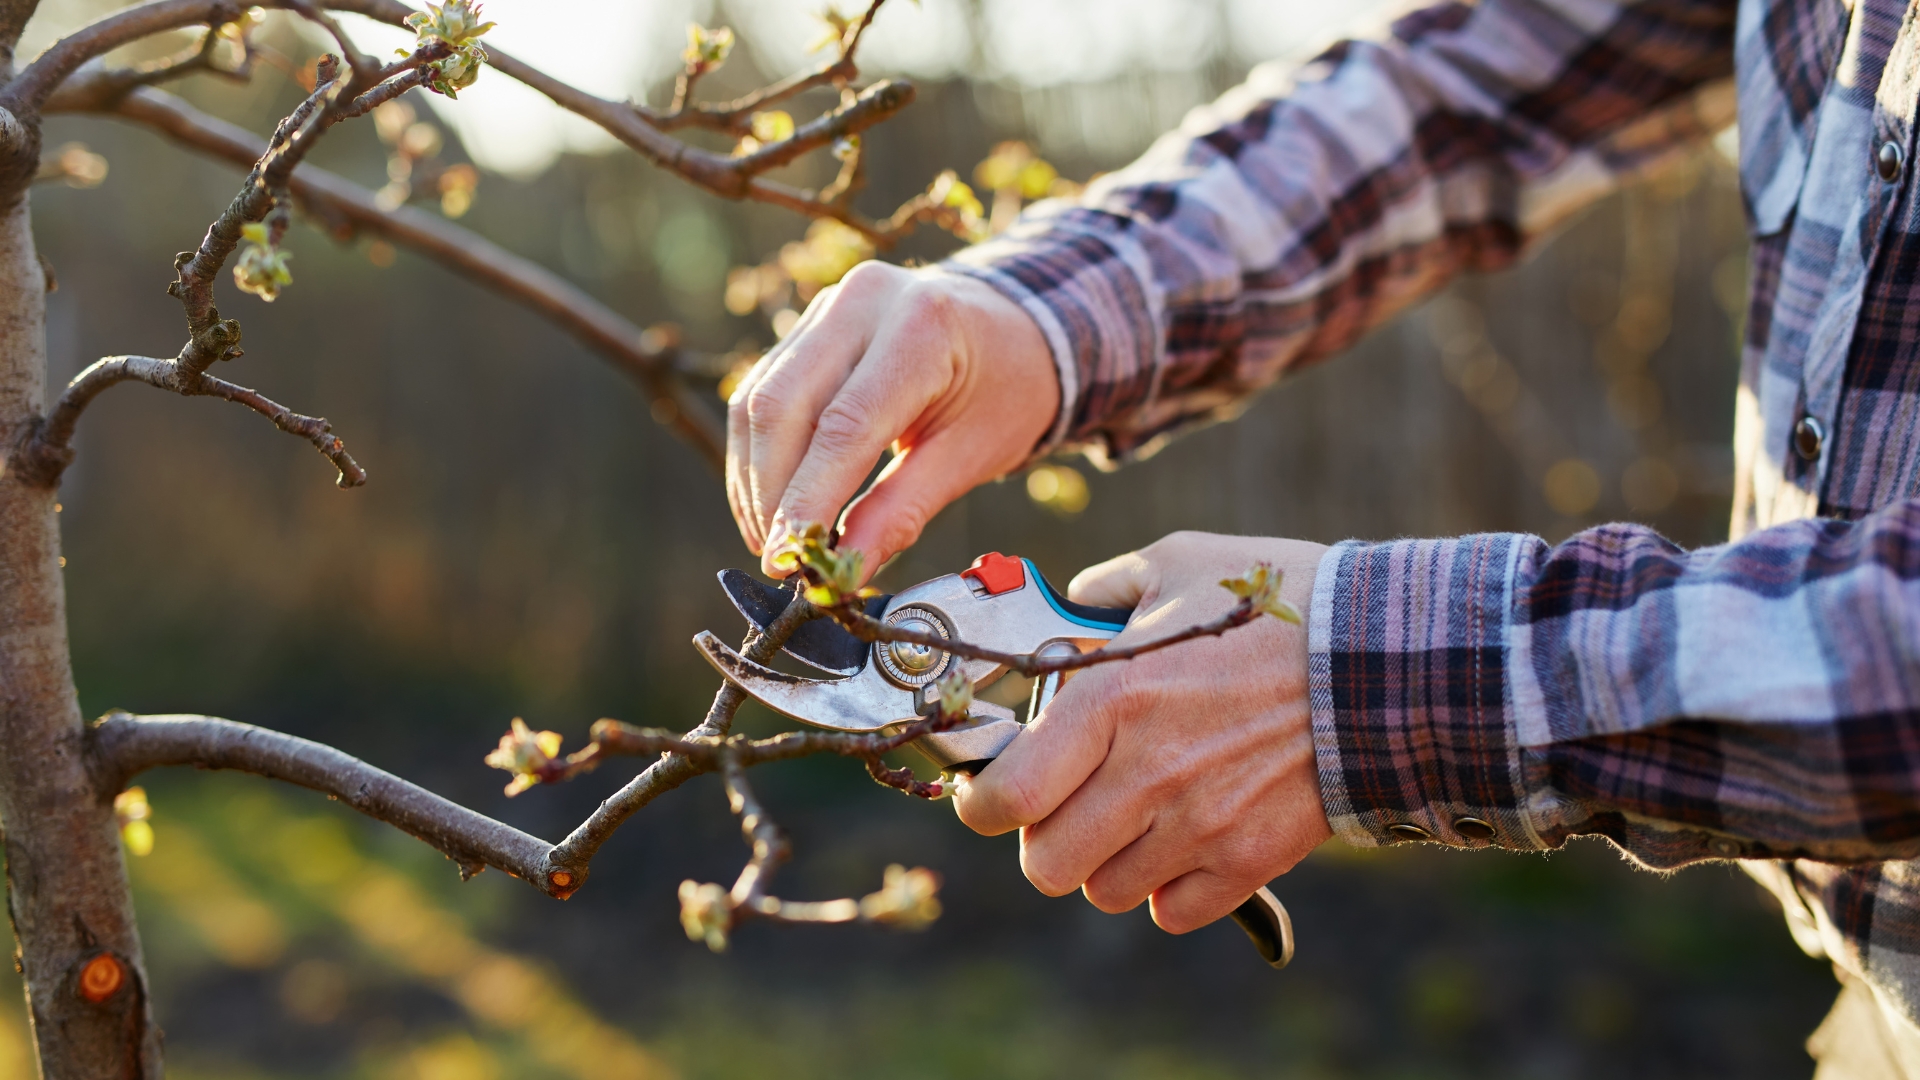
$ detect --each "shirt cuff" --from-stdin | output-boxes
[1306,535,1550,852]
[939,205,1162,464]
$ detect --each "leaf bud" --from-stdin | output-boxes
[483,718,565,796]
[932,668,972,718]
[232,221,293,302]
[858,865,942,929]
[683,23,735,72]
[678,880,733,951]
[1219,562,1302,624]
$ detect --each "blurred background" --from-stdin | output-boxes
[0,0,1834,1077]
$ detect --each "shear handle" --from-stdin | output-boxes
[1027,563,1133,630]
[1230,887,1294,969]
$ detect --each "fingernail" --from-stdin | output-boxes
[765,512,787,545]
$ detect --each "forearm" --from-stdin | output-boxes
[948,0,1735,464]
[1311,503,1920,866]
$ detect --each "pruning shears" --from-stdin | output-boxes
[694,551,1295,969]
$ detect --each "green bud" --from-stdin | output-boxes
[405,0,495,47]
[858,865,942,929]
[1219,562,1302,624]
[232,221,292,302]
[483,718,564,796]
[684,23,735,71]
[677,880,732,951]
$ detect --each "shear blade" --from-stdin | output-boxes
[716,569,888,676]
[694,631,917,733]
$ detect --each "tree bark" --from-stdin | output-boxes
[0,194,161,1075]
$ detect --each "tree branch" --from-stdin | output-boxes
[823,596,1268,678]
[332,0,951,247]
[26,0,966,248]
[88,712,556,888]
[10,353,364,488]
[47,82,723,466]
[730,79,912,175]
[168,41,448,358]
[543,590,820,879]
[641,0,891,135]
[0,0,41,73]
[82,597,957,917]
[3,0,260,115]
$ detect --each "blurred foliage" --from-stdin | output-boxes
[0,9,1830,1078]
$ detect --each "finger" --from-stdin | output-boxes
[741,289,870,557]
[761,311,953,577]
[725,356,774,554]
[1017,772,1159,900]
[1078,821,1201,915]
[725,324,818,556]
[1067,550,1154,609]
[951,665,1118,838]
[1147,867,1262,936]
[834,428,1001,577]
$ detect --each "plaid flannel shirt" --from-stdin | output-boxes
[947,0,1920,1036]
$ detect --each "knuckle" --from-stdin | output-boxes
[836,260,896,296]
[743,386,788,432]
[1081,880,1138,915]
[1019,848,1077,898]
[903,282,962,329]
[995,768,1048,828]
[811,399,873,453]
[1154,904,1206,936]
[1095,664,1159,723]
[1148,530,1206,560]
[805,280,843,311]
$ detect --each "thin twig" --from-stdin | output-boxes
[333,0,955,247]
[4,0,299,115]
[11,353,365,488]
[282,0,379,87]
[120,19,256,92]
[51,84,723,465]
[26,0,966,247]
[543,591,820,881]
[558,703,975,779]
[729,79,913,174]
[822,597,1265,678]
[642,0,890,136]
[88,712,555,887]
[169,39,448,360]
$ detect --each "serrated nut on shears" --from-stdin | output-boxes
[874,605,953,688]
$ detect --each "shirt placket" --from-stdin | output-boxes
[1801,0,1918,513]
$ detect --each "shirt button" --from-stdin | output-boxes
[1454,816,1497,841]
[1880,141,1906,182]
[1385,823,1433,842]
[1793,415,1826,461]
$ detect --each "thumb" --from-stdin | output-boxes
[1067,550,1153,609]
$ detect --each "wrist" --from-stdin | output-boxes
[1307,537,1548,852]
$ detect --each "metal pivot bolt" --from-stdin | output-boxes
[888,626,940,674]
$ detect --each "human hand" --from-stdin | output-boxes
[951,531,1334,934]
[725,261,1057,580]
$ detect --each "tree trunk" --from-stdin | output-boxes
[0,194,161,1076]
